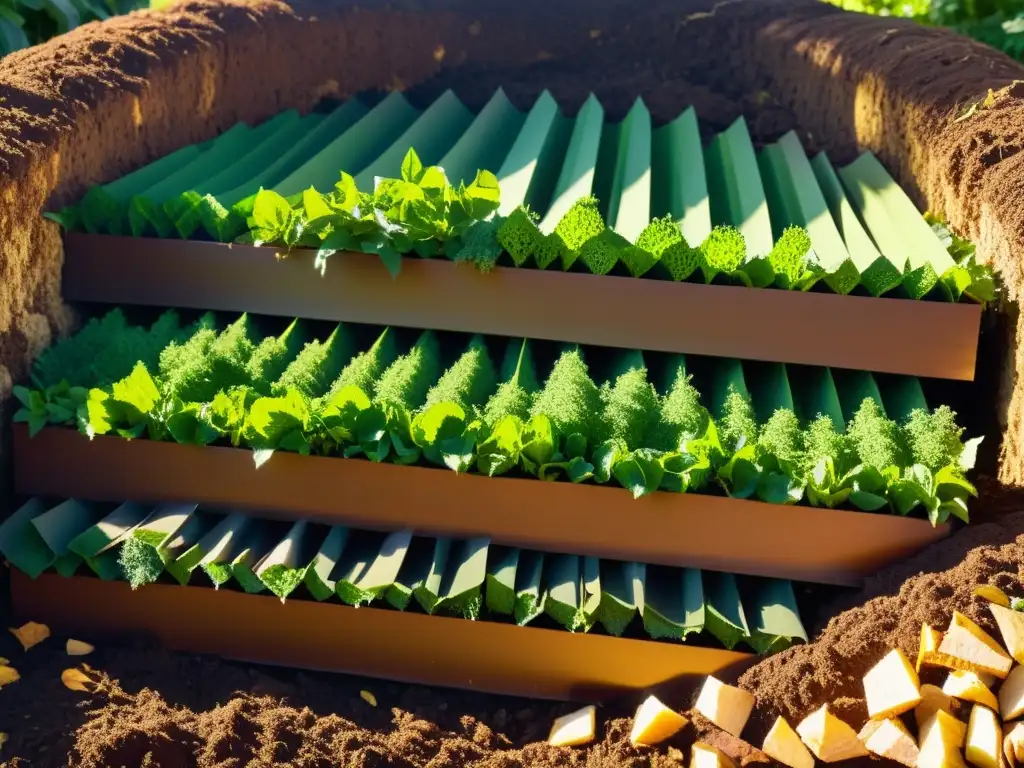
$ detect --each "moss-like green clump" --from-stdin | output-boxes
[848,398,907,469]
[903,405,964,470]
[162,313,260,402]
[158,312,219,398]
[118,534,165,590]
[496,206,542,266]
[328,328,400,397]
[482,339,538,427]
[803,414,852,471]
[757,409,806,468]
[452,217,505,272]
[597,351,659,448]
[767,226,812,287]
[551,197,605,270]
[630,216,700,281]
[860,256,904,298]
[719,388,758,452]
[246,320,306,394]
[646,360,706,451]
[374,330,442,411]
[423,335,497,412]
[531,347,602,440]
[579,228,629,276]
[699,225,746,282]
[273,324,355,398]
[34,308,184,391]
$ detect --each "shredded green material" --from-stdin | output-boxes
[530,348,602,440]
[374,331,442,411]
[848,398,907,470]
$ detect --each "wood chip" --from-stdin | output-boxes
[9,622,49,651]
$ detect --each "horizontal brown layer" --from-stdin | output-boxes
[12,571,755,701]
[14,426,951,586]
[63,233,982,381]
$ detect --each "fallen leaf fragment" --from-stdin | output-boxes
[589,28,602,39]
[548,705,595,747]
[796,703,868,763]
[1003,722,1024,766]
[975,586,1011,608]
[66,639,95,657]
[9,622,49,651]
[630,695,688,746]
[990,603,1024,665]
[0,666,19,686]
[691,742,736,768]
[863,648,922,720]
[762,716,814,768]
[432,45,445,62]
[359,690,377,707]
[966,703,1001,768]
[0,732,7,749]
[943,670,999,711]
[919,623,944,671]
[935,612,1012,679]
[859,718,919,767]
[694,675,755,738]
[61,668,96,693]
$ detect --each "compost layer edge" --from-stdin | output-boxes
[14,425,951,587]
[63,233,983,380]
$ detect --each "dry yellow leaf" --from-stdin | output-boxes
[0,666,19,686]
[974,585,1011,608]
[9,622,49,651]
[984,88,998,108]
[61,668,96,693]
[359,690,377,707]
[432,45,446,62]
[66,639,95,657]
[0,732,7,749]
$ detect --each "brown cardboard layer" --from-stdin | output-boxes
[14,426,951,587]
[12,571,754,701]
[63,233,982,381]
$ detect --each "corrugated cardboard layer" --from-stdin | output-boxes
[12,571,754,701]
[15,426,951,586]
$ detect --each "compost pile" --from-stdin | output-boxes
[0,503,1015,767]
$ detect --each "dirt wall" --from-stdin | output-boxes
[0,0,1022,481]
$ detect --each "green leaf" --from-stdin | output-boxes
[521,413,555,473]
[476,415,523,477]
[400,148,424,184]
[412,402,468,468]
[247,388,310,453]
[110,362,161,417]
[612,449,666,499]
[251,188,293,235]
[592,439,625,484]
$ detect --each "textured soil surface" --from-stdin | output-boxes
[0,484,1019,767]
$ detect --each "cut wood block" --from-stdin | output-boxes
[695,676,755,738]
[943,671,999,711]
[935,612,1013,679]
[548,705,596,747]
[965,704,1001,768]
[859,718,919,767]
[630,695,688,746]
[796,704,869,763]
[990,604,1024,666]
[692,741,737,768]
[999,664,1024,722]
[863,648,922,719]
[762,716,814,768]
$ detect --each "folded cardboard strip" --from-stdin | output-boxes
[12,571,754,701]
[63,233,981,380]
[14,426,951,587]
